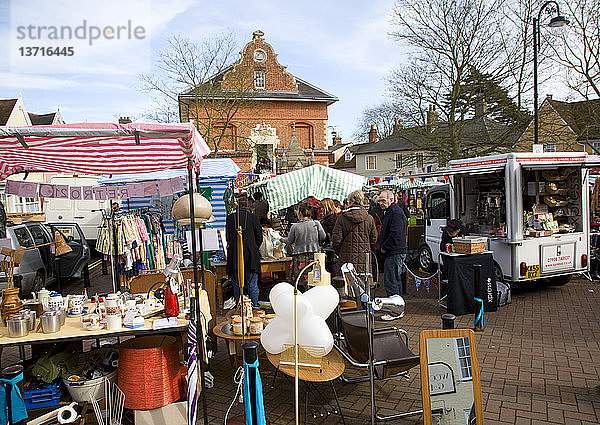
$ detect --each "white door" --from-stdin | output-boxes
[425,190,449,264]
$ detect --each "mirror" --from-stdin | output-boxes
[420,329,483,425]
[67,235,75,242]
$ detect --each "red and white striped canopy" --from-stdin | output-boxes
[0,122,212,180]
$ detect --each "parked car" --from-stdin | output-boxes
[0,222,90,296]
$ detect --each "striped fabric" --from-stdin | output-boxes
[247,164,367,212]
[0,122,211,180]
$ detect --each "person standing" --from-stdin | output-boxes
[226,196,263,308]
[0,199,6,239]
[252,192,269,219]
[332,190,378,275]
[377,190,408,318]
[283,201,326,289]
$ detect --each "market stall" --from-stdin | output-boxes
[246,164,367,212]
[0,122,212,424]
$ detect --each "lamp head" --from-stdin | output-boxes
[548,15,569,28]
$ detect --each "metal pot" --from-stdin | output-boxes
[40,312,61,334]
[20,309,36,331]
[7,316,29,338]
[48,308,66,326]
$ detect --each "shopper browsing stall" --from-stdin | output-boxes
[377,190,408,308]
[283,201,326,289]
[440,219,469,253]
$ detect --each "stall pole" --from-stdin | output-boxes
[441,313,456,329]
[187,160,209,425]
[110,201,119,293]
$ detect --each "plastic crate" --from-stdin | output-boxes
[24,381,62,410]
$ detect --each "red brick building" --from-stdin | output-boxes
[178,30,338,173]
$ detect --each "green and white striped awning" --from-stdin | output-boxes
[247,165,367,211]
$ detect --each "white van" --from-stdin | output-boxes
[43,175,107,247]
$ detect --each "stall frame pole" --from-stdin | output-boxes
[188,159,209,425]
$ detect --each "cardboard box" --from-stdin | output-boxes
[134,401,187,425]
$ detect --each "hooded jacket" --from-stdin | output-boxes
[332,207,378,274]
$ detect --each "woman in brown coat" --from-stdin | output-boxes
[332,190,378,275]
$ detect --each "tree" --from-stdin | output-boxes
[546,0,600,100]
[139,33,256,156]
[389,0,511,161]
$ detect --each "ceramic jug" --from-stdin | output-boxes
[38,288,50,311]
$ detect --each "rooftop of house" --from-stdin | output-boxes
[353,116,519,155]
[547,97,600,141]
[28,112,57,125]
[0,99,18,126]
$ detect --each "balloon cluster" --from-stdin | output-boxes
[260,282,339,356]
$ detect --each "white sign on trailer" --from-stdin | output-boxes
[541,243,575,273]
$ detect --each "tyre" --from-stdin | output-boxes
[546,275,572,286]
[418,244,434,272]
[32,270,46,294]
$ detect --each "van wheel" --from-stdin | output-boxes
[33,271,45,294]
[546,275,572,286]
[418,244,434,272]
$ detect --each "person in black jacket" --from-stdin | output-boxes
[439,219,468,253]
[377,190,408,306]
[226,196,263,308]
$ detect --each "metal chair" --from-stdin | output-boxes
[334,309,422,422]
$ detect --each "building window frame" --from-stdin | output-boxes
[416,152,425,169]
[543,142,557,153]
[254,70,265,89]
[12,196,41,213]
[365,155,377,171]
[395,153,403,169]
[345,149,354,162]
[454,337,473,381]
[592,141,600,154]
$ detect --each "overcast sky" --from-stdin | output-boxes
[0,0,407,144]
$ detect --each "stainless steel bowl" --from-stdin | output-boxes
[40,312,61,334]
[7,316,29,338]
[20,309,36,331]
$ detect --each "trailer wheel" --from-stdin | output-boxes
[418,244,434,272]
[494,264,503,284]
[546,275,572,286]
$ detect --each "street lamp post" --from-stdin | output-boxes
[533,1,569,148]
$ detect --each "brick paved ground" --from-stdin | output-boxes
[203,277,600,424]
[7,262,600,424]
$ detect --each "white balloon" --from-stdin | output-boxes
[303,285,339,319]
[261,283,337,356]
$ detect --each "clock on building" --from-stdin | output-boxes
[253,49,266,63]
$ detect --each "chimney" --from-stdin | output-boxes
[392,118,402,135]
[475,101,487,118]
[119,116,132,124]
[368,125,378,143]
[546,94,553,100]
[332,131,342,146]
[427,105,438,132]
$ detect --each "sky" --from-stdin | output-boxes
[0,0,408,144]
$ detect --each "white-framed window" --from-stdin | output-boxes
[592,141,600,154]
[12,196,41,213]
[543,142,557,152]
[344,149,354,162]
[254,70,265,89]
[416,152,424,168]
[365,155,377,170]
[454,337,473,381]
[395,153,403,169]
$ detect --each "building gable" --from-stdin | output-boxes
[222,30,297,93]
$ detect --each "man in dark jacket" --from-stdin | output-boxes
[226,196,263,308]
[0,200,6,238]
[332,191,378,275]
[377,190,408,306]
[252,192,269,219]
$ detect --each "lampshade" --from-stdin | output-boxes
[172,193,213,226]
[548,15,569,28]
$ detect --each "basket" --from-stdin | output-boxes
[118,335,183,410]
[62,369,117,403]
[24,380,62,410]
[453,236,487,255]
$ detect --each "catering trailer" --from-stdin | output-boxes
[417,152,599,285]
